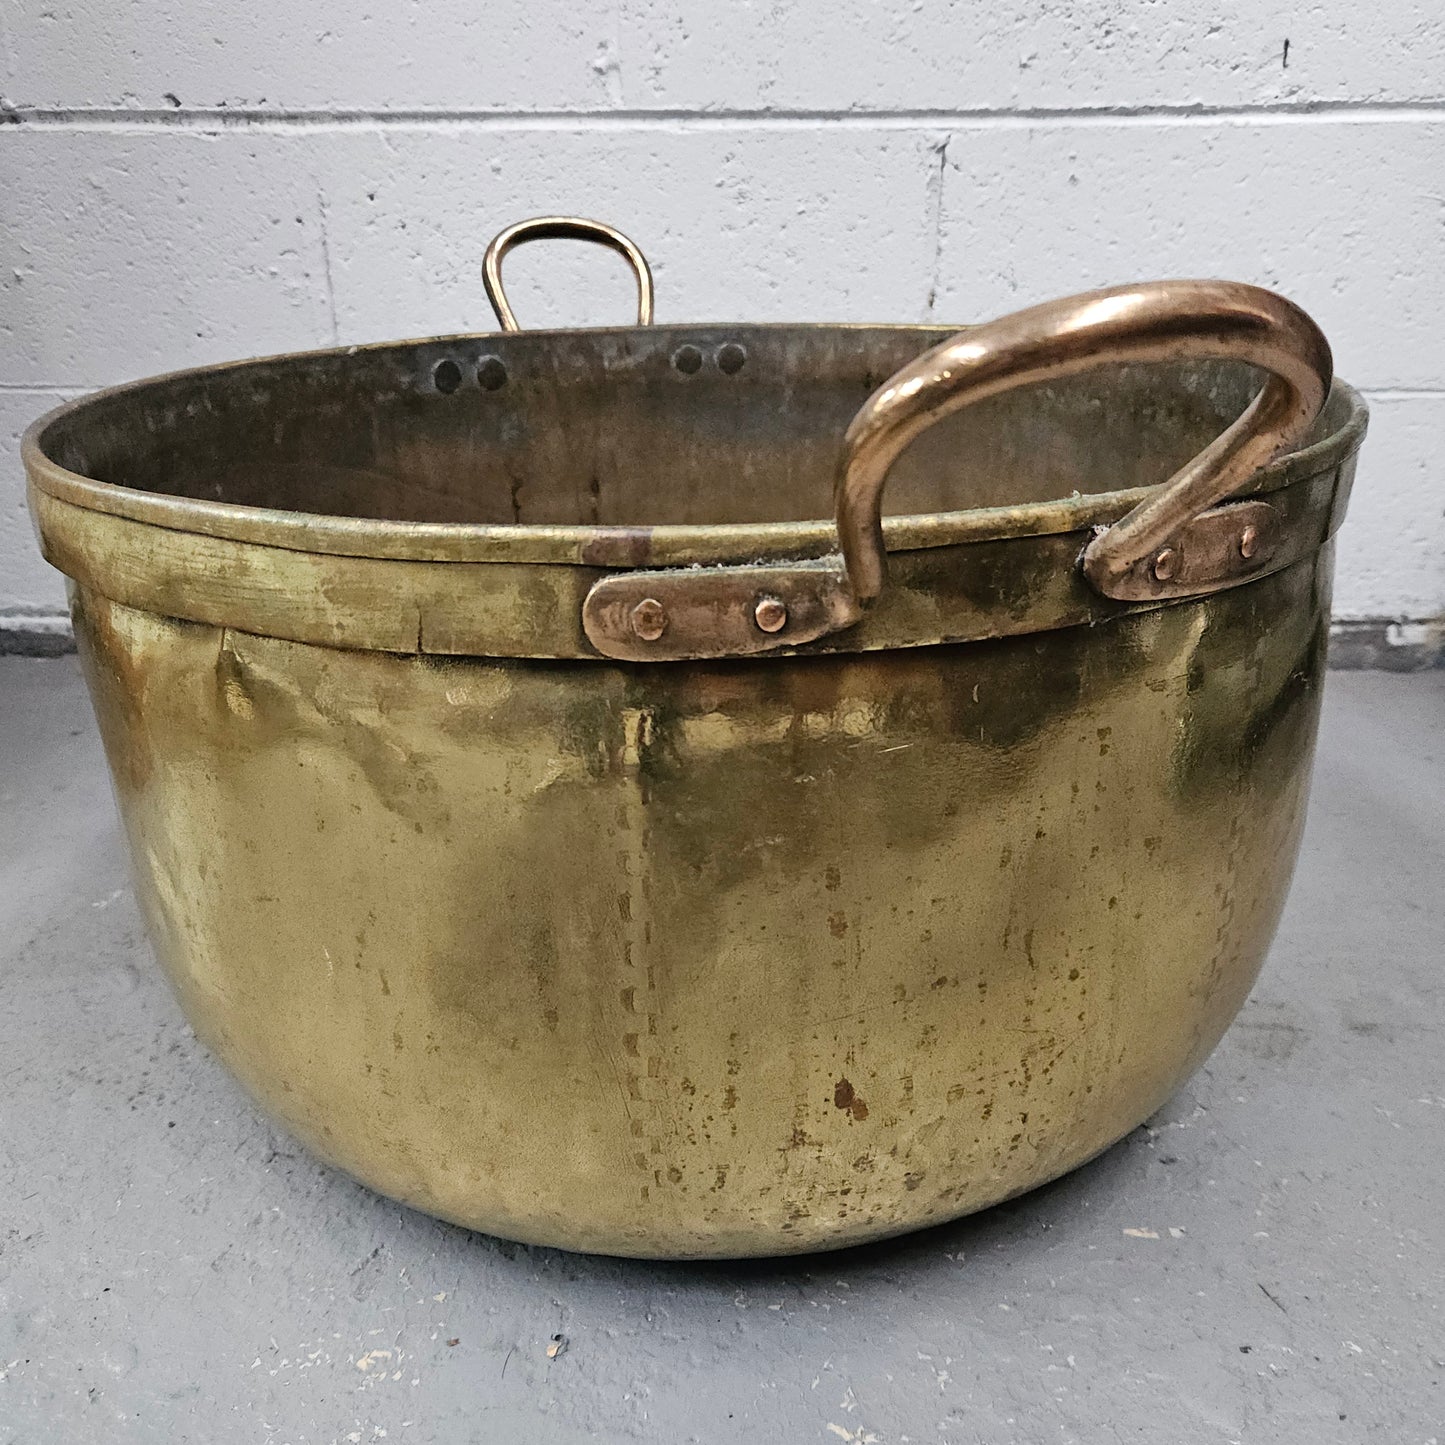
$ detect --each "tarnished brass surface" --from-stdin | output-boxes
[24,247,1369,1256]
[72,554,1333,1257]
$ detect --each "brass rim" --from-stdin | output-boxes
[24,303,1366,661]
[22,338,1366,568]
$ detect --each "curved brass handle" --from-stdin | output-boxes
[482,216,655,333]
[838,280,1332,603]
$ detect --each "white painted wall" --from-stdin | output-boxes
[3,2,1442,632]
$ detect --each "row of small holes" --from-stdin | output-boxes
[432,357,509,394]
[431,343,747,395]
[673,342,747,376]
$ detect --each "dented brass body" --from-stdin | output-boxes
[25,236,1367,1255]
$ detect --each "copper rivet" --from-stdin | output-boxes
[1151,547,1178,582]
[630,598,668,641]
[1239,525,1259,560]
[754,596,788,633]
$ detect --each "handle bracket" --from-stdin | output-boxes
[1091,497,1282,601]
[583,561,860,662]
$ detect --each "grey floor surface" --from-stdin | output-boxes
[0,657,1440,1444]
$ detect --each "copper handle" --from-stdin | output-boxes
[482,216,655,333]
[837,280,1332,603]
[580,279,1333,662]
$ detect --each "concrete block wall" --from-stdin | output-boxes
[3,3,1442,656]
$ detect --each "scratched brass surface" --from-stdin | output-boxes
[72,551,1330,1257]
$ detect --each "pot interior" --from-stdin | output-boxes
[40,324,1345,531]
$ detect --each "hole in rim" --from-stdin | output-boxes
[477,356,509,392]
[672,344,703,375]
[432,358,463,394]
[717,342,747,376]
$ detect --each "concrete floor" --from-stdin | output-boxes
[0,657,1440,1445]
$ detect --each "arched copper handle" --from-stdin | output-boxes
[483,216,655,333]
[581,279,1332,661]
[838,279,1332,603]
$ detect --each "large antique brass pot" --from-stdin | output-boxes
[26,219,1367,1257]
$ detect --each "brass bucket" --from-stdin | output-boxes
[26,218,1368,1258]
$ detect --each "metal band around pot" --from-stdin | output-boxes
[30,453,1355,661]
[581,280,1334,662]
